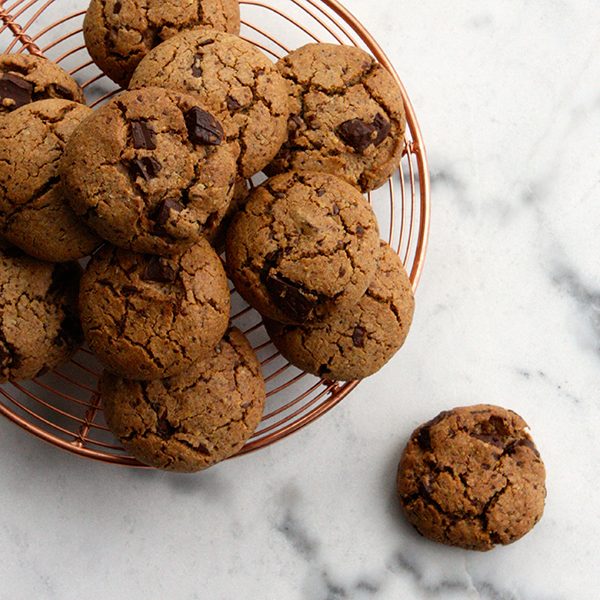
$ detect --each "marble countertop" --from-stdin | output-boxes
[2,1,600,598]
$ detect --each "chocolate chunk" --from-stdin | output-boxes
[332,203,340,214]
[131,120,156,150]
[114,1,122,13]
[191,54,203,77]
[154,198,184,226]
[352,325,366,348]
[288,114,303,135]
[337,118,376,153]
[265,274,316,322]
[356,225,365,237]
[488,415,510,436]
[50,83,74,99]
[416,427,432,451]
[156,416,175,439]
[372,113,392,146]
[316,187,326,197]
[130,156,161,181]
[507,438,540,457]
[226,95,241,111]
[121,285,138,296]
[142,257,177,283]
[184,107,224,146]
[0,73,33,110]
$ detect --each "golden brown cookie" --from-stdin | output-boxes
[84,0,241,87]
[266,241,414,380]
[397,405,546,551]
[129,29,290,177]
[101,328,266,472]
[226,171,381,325]
[61,87,237,256]
[0,100,100,262]
[0,242,82,383]
[0,54,84,114]
[266,43,406,192]
[80,239,230,380]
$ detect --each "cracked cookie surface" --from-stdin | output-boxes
[266,241,414,380]
[61,87,237,256]
[129,29,290,178]
[0,99,101,261]
[226,171,380,324]
[0,242,83,383]
[84,0,240,87]
[265,43,406,192]
[80,238,230,380]
[101,327,266,472]
[0,54,84,115]
[397,405,546,551]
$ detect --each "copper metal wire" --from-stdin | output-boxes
[0,0,431,467]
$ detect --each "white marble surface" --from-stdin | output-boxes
[2,1,600,598]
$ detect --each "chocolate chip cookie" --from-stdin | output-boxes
[61,87,237,256]
[266,241,414,380]
[80,238,230,380]
[0,100,101,262]
[84,0,241,87]
[0,54,84,115]
[265,43,406,192]
[226,171,380,324]
[129,29,290,177]
[0,242,82,383]
[397,405,546,551]
[101,328,266,472]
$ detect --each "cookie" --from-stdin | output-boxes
[0,242,83,383]
[206,177,250,250]
[101,328,266,472]
[266,241,414,380]
[61,87,237,256]
[265,43,406,192]
[0,54,84,115]
[80,238,230,380]
[397,405,546,551]
[0,100,101,262]
[129,29,290,177]
[83,0,241,87]
[226,171,380,324]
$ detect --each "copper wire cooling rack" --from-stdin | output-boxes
[0,0,430,467]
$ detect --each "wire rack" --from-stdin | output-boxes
[0,0,430,467]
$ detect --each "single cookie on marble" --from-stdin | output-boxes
[265,43,406,192]
[226,171,381,325]
[80,238,230,380]
[266,241,414,380]
[61,87,237,256]
[101,328,266,472]
[0,100,101,262]
[129,29,290,177]
[0,242,83,383]
[83,0,241,87]
[0,54,84,114]
[397,405,547,551]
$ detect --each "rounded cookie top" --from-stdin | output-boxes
[129,29,290,178]
[0,100,101,262]
[84,0,241,87]
[266,241,414,380]
[80,238,230,381]
[266,43,406,192]
[397,405,546,551]
[226,171,380,325]
[61,87,237,256]
[0,243,83,383]
[0,54,84,114]
[101,328,266,472]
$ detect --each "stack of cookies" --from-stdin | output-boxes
[0,0,415,472]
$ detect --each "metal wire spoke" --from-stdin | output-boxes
[0,0,430,467]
